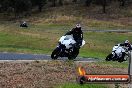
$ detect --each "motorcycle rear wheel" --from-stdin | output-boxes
[118,53,126,63]
[68,49,79,60]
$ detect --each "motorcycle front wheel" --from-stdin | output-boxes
[51,47,61,60]
[105,54,113,61]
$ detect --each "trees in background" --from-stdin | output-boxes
[0,0,131,18]
[72,0,77,3]
[58,0,63,6]
[49,0,57,7]
[49,0,63,7]
[31,0,47,12]
[13,0,32,16]
[119,0,125,6]
[85,0,92,6]
[0,0,47,17]
[102,0,107,13]
[85,0,107,13]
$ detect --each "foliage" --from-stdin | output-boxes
[0,0,131,17]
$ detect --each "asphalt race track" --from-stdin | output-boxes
[0,52,98,62]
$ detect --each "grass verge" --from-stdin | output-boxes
[57,83,108,88]
[0,22,132,59]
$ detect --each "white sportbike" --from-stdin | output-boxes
[51,35,85,60]
[106,44,130,62]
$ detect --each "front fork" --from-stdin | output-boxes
[57,44,66,56]
[112,51,116,58]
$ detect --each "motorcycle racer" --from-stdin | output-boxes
[106,40,132,62]
[65,24,83,54]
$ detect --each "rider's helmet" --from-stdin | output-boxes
[74,24,81,33]
[124,40,130,47]
[76,24,81,29]
[23,21,26,24]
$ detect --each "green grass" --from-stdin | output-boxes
[89,61,129,68]
[0,22,132,59]
[26,3,132,30]
[0,4,131,88]
[0,4,132,58]
[79,32,132,59]
[56,83,108,88]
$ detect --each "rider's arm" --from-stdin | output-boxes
[65,29,74,35]
[128,44,132,50]
[77,31,83,46]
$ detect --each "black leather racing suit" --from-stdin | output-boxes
[124,43,132,51]
[65,27,83,49]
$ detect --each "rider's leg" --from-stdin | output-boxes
[118,52,125,62]
[121,52,126,60]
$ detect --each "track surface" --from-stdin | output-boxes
[0,52,98,62]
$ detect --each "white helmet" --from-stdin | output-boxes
[125,40,129,43]
[76,24,81,28]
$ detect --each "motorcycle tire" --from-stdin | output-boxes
[68,49,79,60]
[105,54,113,61]
[118,52,126,63]
[51,47,61,60]
[68,55,75,60]
[118,58,124,63]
